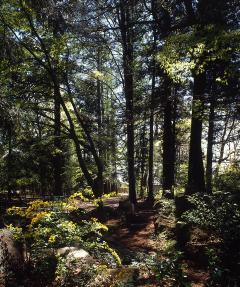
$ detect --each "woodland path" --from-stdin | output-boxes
[106,196,209,287]
[78,193,209,287]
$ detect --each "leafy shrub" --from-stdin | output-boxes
[5,198,121,286]
[153,251,187,285]
[139,246,188,286]
[215,162,240,192]
[69,188,118,207]
[55,256,97,287]
[182,192,240,285]
[69,187,95,202]
[154,198,176,218]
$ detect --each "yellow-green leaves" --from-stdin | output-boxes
[157,26,240,84]
[90,70,105,81]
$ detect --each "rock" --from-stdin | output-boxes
[0,229,24,285]
[57,246,91,267]
[0,229,24,268]
[67,249,90,260]
[56,246,78,256]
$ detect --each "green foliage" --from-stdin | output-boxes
[69,187,95,202]
[153,251,188,285]
[176,163,189,187]
[139,244,189,286]
[55,256,97,287]
[5,198,121,286]
[182,193,240,284]
[182,193,240,238]
[205,248,223,285]
[215,162,240,192]
[154,198,176,218]
[157,26,240,83]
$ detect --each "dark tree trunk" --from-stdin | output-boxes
[206,92,215,194]
[97,47,103,158]
[96,49,105,198]
[7,127,12,202]
[162,78,175,192]
[148,103,154,202]
[53,85,63,196]
[148,17,157,203]
[63,74,104,197]
[110,95,118,188]
[119,0,136,204]
[139,121,147,198]
[60,96,98,195]
[187,72,206,194]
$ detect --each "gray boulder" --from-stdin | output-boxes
[0,229,24,284]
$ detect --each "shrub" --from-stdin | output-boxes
[4,198,121,286]
[215,162,240,192]
[182,192,240,285]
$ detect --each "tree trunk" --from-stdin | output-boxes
[148,103,154,202]
[119,0,136,204]
[139,121,147,198]
[7,126,12,202]
[206,92,215,194]
[162,78,175,192]
[97,47,103,158]
[53,84,63,196]
[186,72,206,194]
[63,75,105,197]
[148,19,157,203]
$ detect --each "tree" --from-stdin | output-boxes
[118,0,137,205]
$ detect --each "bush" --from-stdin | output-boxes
[182,192,240,285]
[215,162,240,192]
[4,198,121,286]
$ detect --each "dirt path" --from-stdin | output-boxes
[106,211,156,252]
[76,192,129,211]
[104,204,159,286]
[77,194,210,286]
[103,198,209,287]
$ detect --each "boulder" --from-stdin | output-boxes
[67,249,90,260]
[57,246,91,264]
[0,229,24,285]
[56,246,78,256]
[0,229,24,268]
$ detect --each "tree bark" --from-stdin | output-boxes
[53,84,63,196]
[63,74,105,197]
[148,91,154,202]
[187,72,206,194]
[206,91,215,194]
[7,126,12,202]
[139,121,147,198]
[148,9,157,203]
[162,78,175,192]
[119,0,136,204]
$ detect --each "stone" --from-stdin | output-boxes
[67,249,90,260]
[56,246,78,256]
[0,229,24,285]
[0,229,24,268]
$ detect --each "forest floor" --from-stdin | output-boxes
[90,194,211,287]
[0,193,212,286]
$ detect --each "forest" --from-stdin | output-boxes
[0,0,240,286]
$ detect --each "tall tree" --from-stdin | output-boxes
[118,0,137,205]
[187,71,206,194]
